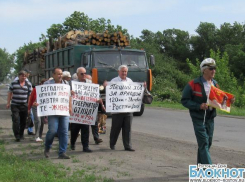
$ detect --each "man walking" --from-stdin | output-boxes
[181,58,219,164]
[6,70,32,141]
[44,67,72,159]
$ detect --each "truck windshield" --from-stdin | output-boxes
[93,51,147,69]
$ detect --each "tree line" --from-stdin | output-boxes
[1,11,245,107]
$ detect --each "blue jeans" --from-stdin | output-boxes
[28,109,34,133]
[45,115,69,155]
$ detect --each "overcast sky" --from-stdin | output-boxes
[1,0,245,54]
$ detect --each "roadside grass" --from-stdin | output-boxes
[0,141,114,182]
[148,101,245,117]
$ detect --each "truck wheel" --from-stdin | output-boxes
[133,104,145,116]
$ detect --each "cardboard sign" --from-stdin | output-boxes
[106,82,144,113]
[69,81,99,125]
[208,85,234,113]
[36,84,70,117]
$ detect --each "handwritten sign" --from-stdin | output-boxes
[36,84,70,117]
[106,82,144,113]
[69,81,99,125]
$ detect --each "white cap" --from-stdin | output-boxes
[62,71,71,78]
[200,58,216,73]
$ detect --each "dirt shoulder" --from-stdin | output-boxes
[0,94,245,181]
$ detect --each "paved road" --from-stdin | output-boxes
[1,85,244,151]
[131,108,245,151]
[1,85,245,181]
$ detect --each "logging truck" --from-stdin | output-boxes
[23,31,155,116]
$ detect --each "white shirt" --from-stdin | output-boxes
[111,76,133,82]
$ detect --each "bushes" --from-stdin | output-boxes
[152,55,190,102]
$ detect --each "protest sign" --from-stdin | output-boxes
[70,81,99,125]
[207,85,234,113]
[36,84,70,117]
[106,82,144,113]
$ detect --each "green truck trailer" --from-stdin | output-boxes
[24,44,155,116]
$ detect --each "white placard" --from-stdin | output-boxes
[36,84,70,117]
[106,82,144,113]
[69,81,99,125]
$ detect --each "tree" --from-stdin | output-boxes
[225,44,245,81]
[190,22,218,61]
[216,22,245,53]
[159,29,191,61]
[44,11,129,40]
[46,24,65,39]
[0,48,14,82]
[63,11,90,31]
[14,42,44,73]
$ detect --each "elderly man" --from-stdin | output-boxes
[44,67,72,159]
[6,70,32,141]
[105,65,135,151]
[181,58,226,164]
[70,67,93,152]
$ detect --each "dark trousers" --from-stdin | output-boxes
[91,120,99,141]
[70,123,89,149]
[11,104,28,138]
[192,118,214,164]
[110,113,133,149]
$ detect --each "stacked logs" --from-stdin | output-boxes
[49,30,130,51]
[23,47,47,66]
[23,30,130,64]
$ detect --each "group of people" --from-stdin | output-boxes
[7,65,136,160]
[6,58,233,164]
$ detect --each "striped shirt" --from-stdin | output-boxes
[9,80,32,105]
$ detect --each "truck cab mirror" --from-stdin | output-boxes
[82,54,88,66]
[149,55,155,66]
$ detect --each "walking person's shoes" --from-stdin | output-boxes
[83,148,92,153]
[70,144,75,150]
[15,135,20,142]
[125,148,135,152]
[110,145,115,150]
[20,135,24,140]
[35,137,43,142]
[58,153,70,159]
[95,138,103,144]
[44,148,50,158]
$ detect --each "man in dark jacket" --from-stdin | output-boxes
[181,58,218,164]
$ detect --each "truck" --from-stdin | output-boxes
[24,44,155,116]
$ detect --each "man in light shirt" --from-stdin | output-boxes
[105,65,135,151]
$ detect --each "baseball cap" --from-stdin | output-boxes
[62,71,71,78]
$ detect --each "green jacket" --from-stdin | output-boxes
[181,76,218,120]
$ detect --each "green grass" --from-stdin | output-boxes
[0,144,114,182]
[148,101,245,117]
